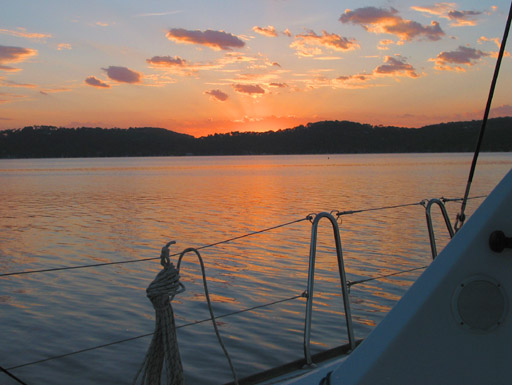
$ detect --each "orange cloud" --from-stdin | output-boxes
[85,76,110,88]
[253,25,278,37]
[335,73,375,89]
[102,66,143,83]
[0,79,37,88]
[430,46,489,71]
[291,30,359,57]
[411,3,482,26]
[232,83,265,96]
[340,6,445,41]
[0,45,37,71]
[166,28,245,50]
[0,28,51,39]
[374,55,419,78]
[57,43,72,50]
[146,56,188,68]
[205,89,228,101]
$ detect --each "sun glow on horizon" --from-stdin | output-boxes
[0,1,511,134]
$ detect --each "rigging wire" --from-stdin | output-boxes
[0,196,485,279]
[0,216,310,278]
[0,366,29,385]
[5,294,304,372]
[455,0,512,231]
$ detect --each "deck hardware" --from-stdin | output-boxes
[303,212,355,366]
[424,199,455,259]
[489,230,512,253]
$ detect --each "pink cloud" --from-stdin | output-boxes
[205,89,229,101]
[0,28,51,39]
[0,45,37,71]
[374,55,419,78]
[166,28,245,50]
[340,6,445,41]
[146,56,187,67]
[430,46,489,71]
[291,30,359,57]
[253,25,278,37]
[232,84,265,95]
[491,104,512,117]
[85,76,110,88]
[412,4,482,26]
[102,66,143,83]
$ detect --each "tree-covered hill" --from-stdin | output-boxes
[0,117,511,158]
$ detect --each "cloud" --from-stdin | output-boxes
[146,56,188,68]
[0,45,37,71]
[430,45,489,71]
[334,73,375,89]
[0,79,37,88]
[478,36,500,47]
[491,104,512,117]
[291,30,359,57]
[85,76,111,88]
[269,82,288,88]
[102,66,143,83]
[136,11,183,17]
[39,87,72,94]
[232,83,265,95]
[0,92,27,103]
[205,89,229,101]
[340,6,445,41]
[95,22,109,27]
[411,3,482,26]
[374,55,419,78]
[166,28,245,50]
[253,25,278,37]
[0,28,51,39]
[58,43,72,50]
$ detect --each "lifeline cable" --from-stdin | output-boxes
[5,294,304,372]
[0,365,29,385]
[455,0,512,231]
[0,216,310,278]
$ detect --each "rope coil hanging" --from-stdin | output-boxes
[133,241,185,385]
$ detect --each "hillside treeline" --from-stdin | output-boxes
[0,117,511,158]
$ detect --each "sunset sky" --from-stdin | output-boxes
[1,1,511,137]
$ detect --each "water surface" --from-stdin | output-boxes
[1,153,511,384]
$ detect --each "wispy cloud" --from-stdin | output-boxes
[411,3,482,26]
[340,6,445,42]
[430,45,489,71]
[252,25,278,37]
[57,43,72,51]
[291,30,359,57]
[136,10,183,17]
[0,92,28,104]
[0,45,37,72]
[102,66,143,83]
[0,79,37,88]
[0,28,51,40]
[205,89,229,101]
[166,28,245,51]
[39,87,72,95]
[85,76,111,88]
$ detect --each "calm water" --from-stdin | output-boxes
[1,153,511,385]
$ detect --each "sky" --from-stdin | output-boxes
[1,0,511,137]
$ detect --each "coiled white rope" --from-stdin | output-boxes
[133,241,186,385]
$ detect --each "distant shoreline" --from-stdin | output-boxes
[1,117,511,159]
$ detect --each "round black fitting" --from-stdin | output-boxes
[489,230,512,253]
